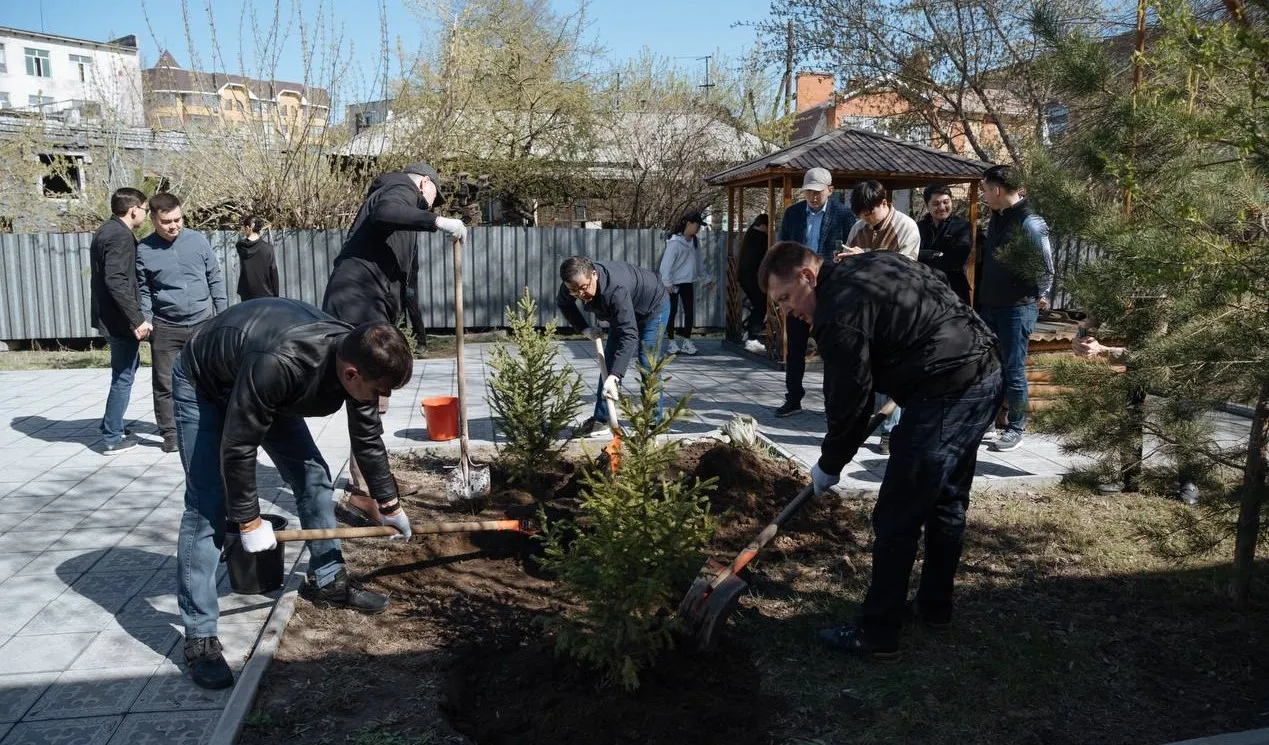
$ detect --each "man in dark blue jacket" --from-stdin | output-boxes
[90,187,151,454]
[556,256,670,435]
[774,167,856,417]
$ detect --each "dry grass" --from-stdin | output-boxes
[0,346,153,371]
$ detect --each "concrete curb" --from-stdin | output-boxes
[207,549,310,745]
[1162,730,1269,745]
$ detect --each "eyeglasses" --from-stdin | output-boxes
[566,282,589,298]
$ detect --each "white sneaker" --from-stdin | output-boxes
[744,339,766,353]
[981,429,1002,443]
[666,340,681,354]
[680,340,698,355]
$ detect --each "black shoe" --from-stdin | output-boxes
[774,400,803,418]
[301,570,390,614]
[907,598,953,634]
[878,435,890,455]
[573,418,604,437]
[102,437,138,455]
[1178,482,1199,506]
[162,436,179,453]
[184,636,234,690]
[816,623,901,661]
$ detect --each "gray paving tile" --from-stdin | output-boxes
[0,673,57,723]
[129,663,234,713]
[0,632,96,674]
[108,710,219,745]
[8,512,92,533]
[114,595,182,628]
[12,549,105,579]
[85,547,168,574]
[37,493,117,514]
[0,714,121,744]
[0,498,59,516]
[24,667,154,721]
[48,528,124,552]
[69,628,181,670]
[17,594,120,635]
[0,515,27,532]
[0,555,37,583]
[0,604,52,637]
[0,576,71,606]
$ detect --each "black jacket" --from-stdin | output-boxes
[323,172,438,323]
[90,217,144,338]
[738,226,768,295]
[976,198,1055,308]
[776,198,856,261]
[556,260,668,379]
[235,237,280,301]
[180,298,398,524]
[916,214,973,305]
[813,252,1000,475]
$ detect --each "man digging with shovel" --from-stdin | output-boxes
[323,162,468,524]
[172,298,415,690]
[759,242,1002,660]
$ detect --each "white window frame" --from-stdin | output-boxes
[28,94,54,109]
[25,48,51,78]
[0,92,9,108]
[0,43,8,75]
[69,54,93,83]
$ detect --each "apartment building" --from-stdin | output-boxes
[0,26,145,125]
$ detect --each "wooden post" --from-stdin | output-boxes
[767,177,787,366]
[782,174,793,209]
[725,186,740,341]
[968,180,979,305]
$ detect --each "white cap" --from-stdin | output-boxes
[802,167,832,192]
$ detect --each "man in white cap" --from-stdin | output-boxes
[772,166,857,417]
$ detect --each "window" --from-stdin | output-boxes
[0,93,9,109]
[25,48,51,78]
[28,94,54,110]
[1045,104,1069,139]
[157,115,181,130]
[0,43,7,74]
[39,154,81,197]
[69,54,92,83]
[70,99,101,117]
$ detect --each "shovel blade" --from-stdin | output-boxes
[444,463,491,504]
[695,575,747,653]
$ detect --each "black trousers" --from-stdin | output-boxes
[859,369,1003,644]
[667,283,695,340]
[784,315,811,403]
[740,278,766,336]
[151,320,203,440]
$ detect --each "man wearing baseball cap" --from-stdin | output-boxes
[772,166,857,417]
[322,163,466,522]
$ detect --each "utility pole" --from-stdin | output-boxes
[700,55,715,91]
[784,20,794,117]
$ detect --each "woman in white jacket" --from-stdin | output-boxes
[659,212,714,355]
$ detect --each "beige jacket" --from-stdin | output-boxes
[846,208,921,260]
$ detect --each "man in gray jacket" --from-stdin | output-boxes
[137,192,228,452]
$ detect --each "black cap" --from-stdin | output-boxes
[402,162,446,206]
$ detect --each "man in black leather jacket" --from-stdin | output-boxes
[172,298,415,690]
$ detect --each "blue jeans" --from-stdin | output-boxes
[860,369,1003,644]
[100,336,140,444]
[980,303,1037,433]
[874,393,901,436]
[593,299,671,423]
[173,354,343,639]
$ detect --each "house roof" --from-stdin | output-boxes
[705,125,993,186]
[143,52,331,108]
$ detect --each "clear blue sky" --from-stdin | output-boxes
[0,0,774,110]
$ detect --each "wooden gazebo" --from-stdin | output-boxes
[706,126,993,365]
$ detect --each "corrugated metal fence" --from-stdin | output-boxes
[0,227,731,340]
[0,227,1095,341]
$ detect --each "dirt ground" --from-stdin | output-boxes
[240,441,1269,745]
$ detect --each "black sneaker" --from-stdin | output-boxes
[162,436,179,453]
[878,435,890,455]
[1178,482,1199,506]
[573,418,604,437]
[301,570,390,615]
[102,438,138,455]
[816,623,901,662]
[990,430,1024,452]
[184,636,234,690]
[774,400,803,418]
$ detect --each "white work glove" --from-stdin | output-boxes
[602,374,621,402]
[582,327,603,341]
[435,216,467,242]
[379,506,412,541]
[810,463,840,496]
[239,518,277,553]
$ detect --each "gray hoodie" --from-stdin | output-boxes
[136,228,228,325]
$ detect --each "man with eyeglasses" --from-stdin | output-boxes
[556,256,670,436]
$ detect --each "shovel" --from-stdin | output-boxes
[593,337,623,473]
[678,398,898,653]
[444,236,492,503]
[272,521,532,542]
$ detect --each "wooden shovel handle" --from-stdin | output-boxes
[593,337,621,432]
[273,520,523,542]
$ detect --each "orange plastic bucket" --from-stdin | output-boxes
[421,396,459,441]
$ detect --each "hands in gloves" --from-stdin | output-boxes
[810,463,840,496]
[435,216,467,242]
[378,505,413,541]
[239,517,277,553]
[602,374,621,402]
[582,327,603,341]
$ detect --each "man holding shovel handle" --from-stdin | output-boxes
[172,298,416,691]
[759,242,1002,661]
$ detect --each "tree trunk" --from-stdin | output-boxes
[1231,378,1269,608]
